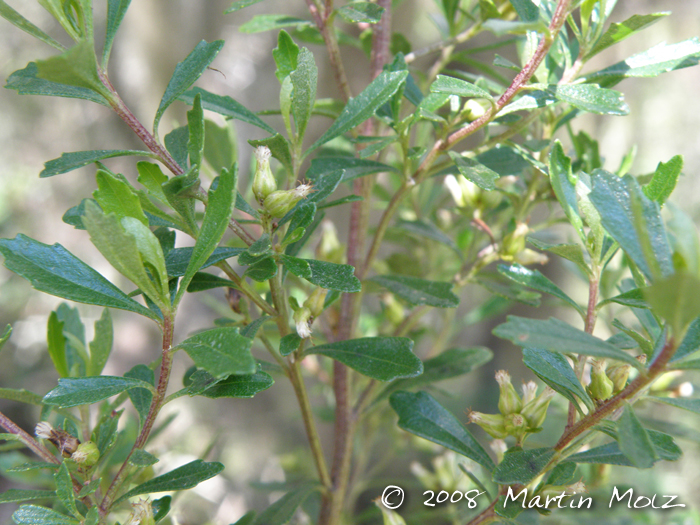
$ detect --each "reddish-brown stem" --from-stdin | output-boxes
[0,410,61,465]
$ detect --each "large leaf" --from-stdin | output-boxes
[617,404,656,468]
[308,337,422,381]
[551,84,629,116]
[12,506,79,525]
[165,246,243,277]
[41,150,152,177]
[390,391,494,470]
[569,430,681,465]
[281,256,361,292]
[498,263,583,315]
[197,369,274,399]
[448,151,499,191]
[154,40,225,134]
[586,13,669,59]
[523,348,593,410]
[307,69,408,152]
[251,483,321,525]
[0,235,157,320]
[493,316,642,367]
[369,274,459,307]
[177,327,256,378]
[492,447,555,484]
[43,376,155,408]
[115,460,224,504]
[430,75,492,100]
[180,87,276,134]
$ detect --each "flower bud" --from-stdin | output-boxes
[72,441,99,467]
[304,288,328,318]
[521,381,538,405]
[252,146,277,203]
[444,174,479,209]
[496,370,522,415]
[263,183,314,218]
[503,412,527,438]
[294,307,312,339]
[587,360,614,402]
[461,99,487,121]
[125,499,155,525]
[35,421,80,457]
[606,363,631,394]
[501,222,529,259]
[468,410,507,439]
[521,387,555,429]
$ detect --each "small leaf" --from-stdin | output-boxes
[475,273,540,306]
[527,238,590,276]
[0,489,54,504]
[548,141,585,240]
[389,391,494,470]
[281,256,361,292]
[430,75,493,100]
[283,202,316,244]
[570,430,681,465]
[523,348,593,410]
[125,364,154,426]
[47,312,69,378]
[154,40,225,135]
[290,48,317,140]
[178,327,256,378]
[369,274,459,308]
[586,13,669,59]
[103,0,132,66]
[307,69,408,152]
[492,447,555,484]
[186,273,238,292]
[249,134,294,176]
[670,317,700,362]
[41,150,152,178]
[394,219,460,256]
[0,235,157,320]
[115,460,224,503]
[187,94,205,173]
[165,246,243,277]
[35,41,108,99]
[239,15,313,33]
[251,483,321,525]
[225,0,265,13]
[244,257,278,282]
[494,316,642,367]
[12,505,79,525]
[0,1,64,50]
[240,316,270,338]
[129,449,159,467]
[180,87,276,134]
[43,376,155,408]
[336,2,385,24]
[55,463,79,518]
[498,263,583,315]
[198,369,274,399]
[308,337,422,381]
[618,404,656,468]
[551,83,629,116]
[88,309,113,376]
[306,157,397,181]
[152,496,172,522]
[509,0,539,22]
[273,30,299,83]
[448,152,499,191]
[644,272,700,337]
[0,324,11,352]
[643,155,682,205]
[280,333,303,356]
[94,169,148,225]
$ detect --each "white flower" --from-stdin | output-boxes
[35,421,54,440]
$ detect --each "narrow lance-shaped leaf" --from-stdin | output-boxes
[88,309,113,376]
[251,483,321,525]
[290,47,317,140]
[187,93,205,174]
[225,0,265,13]
[548,141,584,240]
[551,84,629,116]
[43,376,155,408]
[12,506,79,525]
[498,263,584,315]
[523,348,593,411]
[369,275,459,308]
[0,235,158,320]
[336,2,385,24]
[617,404,657,468]
[0,1,64,50]
[103,0,132,66]
[239,15,313,34]
[55,463,80,519]
[47,312,69,378]
[448,151,499,191]
[430,75,493,100]
[586,13,669,59]
[643,155,682,205]
[35,41,110,100]
[41,150,153,178]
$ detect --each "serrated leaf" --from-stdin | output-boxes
[178,327,256,377]
[55,463,79,518]
[370,275,459,308]
[389,391,494,470]
[41,150,152,178]
[103,0,132,65]
[12,505,79,525]
[43,376,154,408]
[523,348,593,410]
[281,256,361,292]
[225,0,265,13]
[430,75,493,100]
[154,40,225,135]
[0,235,157,320]
[448,152,499,191]
[0,1,64,50]
[0,489,54,504]
[198,370,274,398]
[494,316,642,367]
[586,13,669,59]
[551,83,629,116]
[165,246,243,277]
[308,337,421,381]
[643,155,682,205]
[240,15,313,33]
[6,62,110,106]
[307,69,408,152]
[498,263,583,315]
[180,87,276,134]
[337,2,385,24]
[570,430,680,465]
[492,447,555,484]
[290,48,317,140]
[251,483,320,525]
[115,460,224,504]
[94,169,148,225]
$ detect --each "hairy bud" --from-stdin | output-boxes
[252,146,277,203]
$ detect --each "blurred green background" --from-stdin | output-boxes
[1,1,700,523]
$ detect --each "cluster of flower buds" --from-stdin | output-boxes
[587,357,640,403]
[294,288,328,339]
[501,222,548,266]
[35,421,99,467]
[468,372,554,443]
[125,499,155,525]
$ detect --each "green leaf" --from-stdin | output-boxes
[280,333,303,357]
[203,119,237,173]
[87,309,113,376]
[523,348,593,411]
[290,48,317,140]
[0,324,11,352]
[599,288,649,309]
[6,62,109,106]
[336,2,385,24]
[306,157,397,181]
[187,94,205,174]
[129,449,159,467]
[240,316,271,339]
[494,316,642,367]
[47,312,69,377]
[671,317,700,362]
[251,483,320,525]
[0,1,64,50]
[41,150,152,178]
[0,489,54,504]
[239,15,312,33]
[12,505,79,525]
[448,152,499,191]
[178,327,256,378]
[281,256,361,292]
[589,170,673,281]
[644,272,700,336]
[165,246,243,277]
[35,41,108,98]
[43,376,155,408]
[498,263,583,315]
[369,274,459,308]
[273,30,299,83]
[650,396,700,415]
[186,272,237,292]
[199,370,274,399]
[430,75,493,100]
[180,87,276,134]
[248,234,271,256]
[389,391,494,470]
[244,257,278,282]
[94,170,148,225]
[125,364,154,426]
[509,0,539,22]
[0,234,157,320]
[308,337,422,381]
[570,430,681,466]
[175,166,236,306]
[394,219,460,256]
[492,447,555,484]
[55,463,79,519]
[548,141,585,240]
[583,38,700,87]
[115,460,224,504]
[527,238,590,276]
[103,0,132,66]
[643,155,682,205]
[283,202,316,244]
[586,13,669,59]
[152,496,172,522]
[551,84,629,116]
[225,0,265,13]
[476,273,540,306]
[307,69,408,152]
[154,40,225,136]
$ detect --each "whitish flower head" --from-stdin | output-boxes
[35,421,54,440]
[296,320,312,339]
[489,439,507,456]
[495,370,511,386]
[292,183,314,199]
[521,381,538,404]
[568,481,587,494]
[255,145,271,163]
